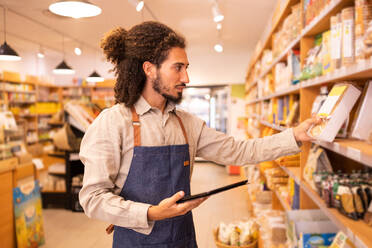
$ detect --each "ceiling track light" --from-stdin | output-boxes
[74,46,82,55]
[37,45,45,58]
[49,0,102,19]
[0,7,21,61]
[214,28,223,53]
[128,0,144,12]
[86,70,104,83]
[214,43,223,53]
[212,1,224,23]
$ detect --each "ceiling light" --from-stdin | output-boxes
[0,42,21,61]
[74,47,82,55]
[129,0,144,12]
[216,23,222,30]
[0,8,21,61]
[86,70,104,83]
[49,1,102,19]
[37,52,44,58]
[212,4,224,23]
[53,60,75,74]
[37,46,45,58]
[214,43,223,53]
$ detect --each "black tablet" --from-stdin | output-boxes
[176,179,248,203]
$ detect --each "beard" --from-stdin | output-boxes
[152,72,183,104]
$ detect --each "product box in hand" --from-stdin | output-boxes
[308,83,361,142]
[350,81,372,141]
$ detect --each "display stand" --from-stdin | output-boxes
[41,112,85,211]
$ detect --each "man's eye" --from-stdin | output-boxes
[176,66,182,71]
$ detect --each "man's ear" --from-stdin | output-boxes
[143,61,156,79]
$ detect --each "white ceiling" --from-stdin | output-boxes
[0,0,276,85]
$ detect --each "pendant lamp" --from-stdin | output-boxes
[53,60,75,75]
[86,70,104,83]
[53,36,75,75]
[0,8,21,61]
[49,0,102,19]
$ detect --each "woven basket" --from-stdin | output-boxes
[213,228,258,248]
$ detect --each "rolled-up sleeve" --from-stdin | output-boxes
[196,124,301,165]
[79,110,154,235]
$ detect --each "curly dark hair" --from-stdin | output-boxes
[100,21,186,107]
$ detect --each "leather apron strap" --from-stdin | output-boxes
[130,106,141,147]
[130,106,188,146]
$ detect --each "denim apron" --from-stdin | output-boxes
[112,107,197,248]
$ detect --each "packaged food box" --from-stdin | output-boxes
[350,81,372,141]
[308,83,361,142]
[286,209,338,248]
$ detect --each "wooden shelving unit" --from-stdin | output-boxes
[245,0,372,247]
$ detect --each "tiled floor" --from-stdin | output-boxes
[42,162,251,247]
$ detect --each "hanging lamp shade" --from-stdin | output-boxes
[86,70,104,83]
[49,0,102,19]
[0,41,21,61]
[53,60,75,75]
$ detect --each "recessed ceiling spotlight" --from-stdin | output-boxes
[212,3,224,23]
[216,23,222,30]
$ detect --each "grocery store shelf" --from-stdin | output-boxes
[16,113,38,118]
[314,139,372,168]
[280,166,301,185]
[250,113,261,119]
[275,190,291,212]
[1,89,36,94]
[9,100,36,104]
[37,99,60,103]
[245,81,257,93]
[260,120,287,132]
[301,181,371,248]
[301,0,354,37]
[280,164,371,248]
[302,58,372,88]
[261,84,301,101]
[260,36,301,80]
[249,0,300,71]
[247,0,354,86]
[246,57,372,104]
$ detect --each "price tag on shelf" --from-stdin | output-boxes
[354,236,368,248]
[333,142,340,149]
[345,227,354,244]
[346,147,361,162]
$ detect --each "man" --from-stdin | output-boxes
[79,21,317,248]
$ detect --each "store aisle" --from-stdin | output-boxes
[42,162,251,248]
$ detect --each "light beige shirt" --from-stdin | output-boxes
[79,96,301,234]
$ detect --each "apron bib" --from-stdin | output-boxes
[112,107,197,248]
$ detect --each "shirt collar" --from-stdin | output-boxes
[134,96,176,115]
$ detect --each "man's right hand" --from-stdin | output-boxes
[147,191,207,221]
